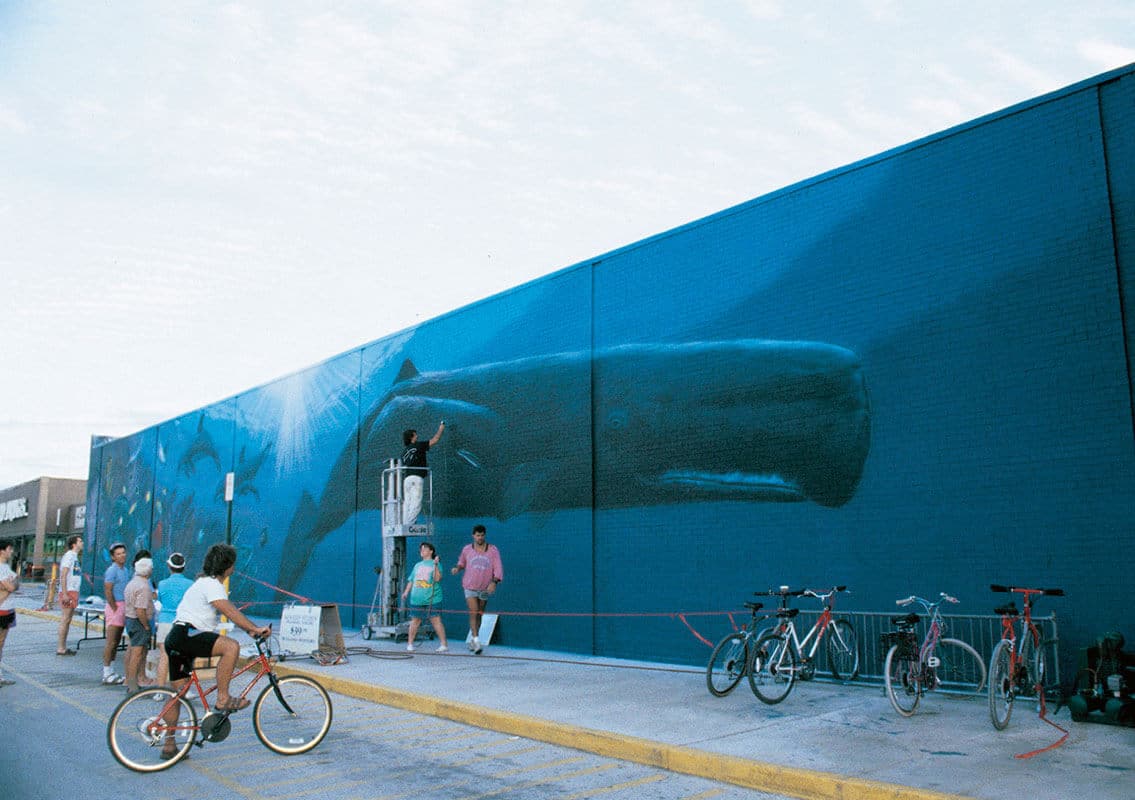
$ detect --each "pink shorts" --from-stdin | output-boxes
[105,601,126,627]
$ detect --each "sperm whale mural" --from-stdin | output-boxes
[276,340,870,593]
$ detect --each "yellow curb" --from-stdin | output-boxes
[273,661,972,800]
[18,607,107,631]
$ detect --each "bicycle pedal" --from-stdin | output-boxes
[926,656,940,668]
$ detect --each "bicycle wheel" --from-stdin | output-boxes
[827,619,860,681]
[748,631,797,704]
[107,688,197,772]
[706,632,749,697]
[884,645,921,716]
[989,639,1014,730]
[934,638,987,694]
[254,675,333,755]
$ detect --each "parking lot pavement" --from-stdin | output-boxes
[7,587,1134,800]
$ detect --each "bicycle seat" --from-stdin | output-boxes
[743,601,764,612]
[994,603,1018,616]
[776,608,800,619]
[890,613,920,626]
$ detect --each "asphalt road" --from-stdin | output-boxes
[1,612,789,800]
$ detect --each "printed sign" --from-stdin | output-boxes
[0,497,28,524]
[279,604,321,656]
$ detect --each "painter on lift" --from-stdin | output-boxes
[400,421,444,525]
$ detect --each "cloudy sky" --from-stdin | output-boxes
[1,1,1133,489]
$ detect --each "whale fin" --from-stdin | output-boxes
[395,359,420,383]
[277,490,321,594]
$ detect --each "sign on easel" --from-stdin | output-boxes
[280,604,345,659]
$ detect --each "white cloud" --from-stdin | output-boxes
[1076,39,1135,69]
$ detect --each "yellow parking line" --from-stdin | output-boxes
[453,762,620,800]
[492,755,587,777]
[443,742,545,764]
[556,772,669,799]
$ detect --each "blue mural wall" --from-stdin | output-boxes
[86,66,1135,671]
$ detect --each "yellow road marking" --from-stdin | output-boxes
[556,772,669,799]
[453,762,620,800]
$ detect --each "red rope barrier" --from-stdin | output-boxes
[1014,689,1070,759]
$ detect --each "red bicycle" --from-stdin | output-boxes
[988,584,1064,743]
[107,633,332,771]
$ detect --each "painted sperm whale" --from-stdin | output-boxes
[276,340,870,593]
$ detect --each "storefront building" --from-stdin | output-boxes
[0,477,86,579]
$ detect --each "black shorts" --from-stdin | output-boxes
[164,623,219,681]
[0,611,14,631]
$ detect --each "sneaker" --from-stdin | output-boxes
[472,638,483,655]
[406,643,415,652]
[466,638,476,652]
[0,678,14,687]
[102,674,125,685]
[436,645,449,653]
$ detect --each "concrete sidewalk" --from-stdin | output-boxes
[9,588,1133,800]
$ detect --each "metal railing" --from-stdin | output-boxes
[778,609,1060,692]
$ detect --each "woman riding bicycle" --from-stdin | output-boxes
[164,544,271,725]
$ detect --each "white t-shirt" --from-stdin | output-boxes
[174,577,227,632]
[59,550,82,592]
[0,562,16,611]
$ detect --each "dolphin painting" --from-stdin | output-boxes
[276,340,870,593]
[215,443,272,503]
[177,414,222,477]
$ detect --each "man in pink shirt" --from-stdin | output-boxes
[451,524,503,654]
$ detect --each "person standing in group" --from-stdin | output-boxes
[0,539,19,686]
[56,534,83,656]
[101,542,130,685]
[155,552,192,687]
[401,541,448,653]
[123,557,156,693]
[400,421,444,525]
[451,524,503,654]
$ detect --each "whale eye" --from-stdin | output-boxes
[606,410,628,430]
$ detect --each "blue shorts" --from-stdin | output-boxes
[407,604,440,620]
[125,617,152,647]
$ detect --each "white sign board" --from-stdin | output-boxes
[279,605,321,656]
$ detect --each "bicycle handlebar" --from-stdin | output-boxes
[990,584,1065,597]
[896,593,960,610]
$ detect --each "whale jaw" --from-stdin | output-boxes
[655,470,806,502]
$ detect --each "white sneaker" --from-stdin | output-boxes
[466,638,475,652]
[436,645,449,653]
[406,642,415,652]
[472,638,482,654]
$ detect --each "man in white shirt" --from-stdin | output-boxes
[56,535,83,656]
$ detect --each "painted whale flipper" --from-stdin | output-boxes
[277,490,320,599]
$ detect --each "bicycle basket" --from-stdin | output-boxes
[880,630,919,660]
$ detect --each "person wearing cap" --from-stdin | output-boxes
[155,553,192,686]
[101,542,130,685]
[123,557,156,693]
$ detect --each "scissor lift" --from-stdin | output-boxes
[368,460,435,639]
